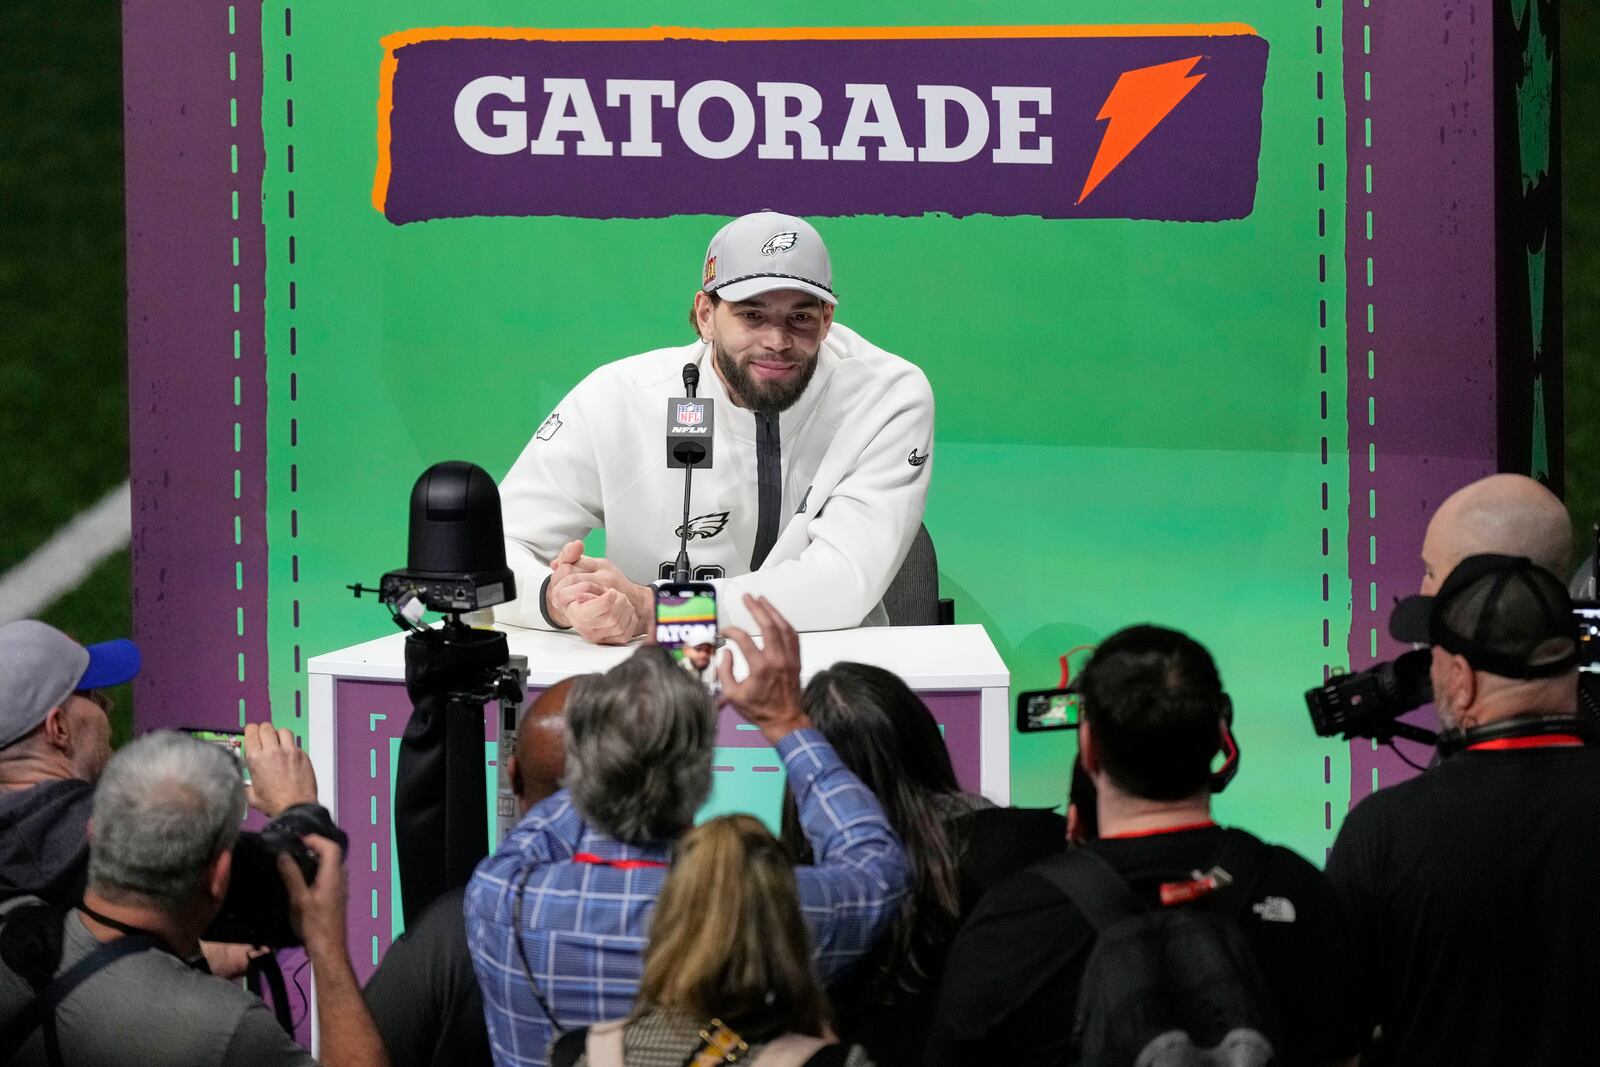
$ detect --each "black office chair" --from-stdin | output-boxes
[884,523,955,626]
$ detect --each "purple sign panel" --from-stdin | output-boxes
[374,24,1268,224]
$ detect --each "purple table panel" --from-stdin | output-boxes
[333,680,497,982]
[332,678,983,980]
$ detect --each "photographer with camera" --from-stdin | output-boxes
[0,731,387,1067]
[1325,553,1600,1064]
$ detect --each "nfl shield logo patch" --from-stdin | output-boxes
[676,402,704,426]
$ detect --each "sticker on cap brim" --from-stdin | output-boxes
[760,232,797,256]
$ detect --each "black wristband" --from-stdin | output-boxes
[539,574,573,631]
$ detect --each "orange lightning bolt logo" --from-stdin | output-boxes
[1077,56,1207,204]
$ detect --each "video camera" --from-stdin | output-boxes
[1303,603,1600,746]
[1303,649,1436,744]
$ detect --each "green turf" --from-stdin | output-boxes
[0,0,128,568]
[0,0,132,735]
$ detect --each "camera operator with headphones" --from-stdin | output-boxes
[1325,553,1600,1065]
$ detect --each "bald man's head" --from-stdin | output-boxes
[508,675,585,813]
[1421,474,1571,593]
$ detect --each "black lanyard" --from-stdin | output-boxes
[75,903,197,969]
[0,905,178,1067]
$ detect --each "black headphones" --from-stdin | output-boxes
[1061,652,1241,794]
[1210,694,1240,793]
[1434,713,1593,758]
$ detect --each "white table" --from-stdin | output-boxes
[306,622,1009,981]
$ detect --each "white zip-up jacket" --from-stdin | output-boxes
[495,323,934,633]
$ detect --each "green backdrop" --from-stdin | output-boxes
[259,1,1350,863]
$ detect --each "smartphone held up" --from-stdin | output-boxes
[655,581,719,685]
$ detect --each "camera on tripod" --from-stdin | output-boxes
[351,460,528,928]
[376,461,517,623]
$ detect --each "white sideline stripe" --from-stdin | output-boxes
[0,481,132,624]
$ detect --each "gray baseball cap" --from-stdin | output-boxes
[700,210,836,306]
[0,621,141,748]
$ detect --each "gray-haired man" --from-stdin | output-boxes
[0,732,389,1067]
[466,595,909,1067]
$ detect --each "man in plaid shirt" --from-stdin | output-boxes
[465,595,909,1067]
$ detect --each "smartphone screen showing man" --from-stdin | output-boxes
[181,727,251,783]
[654,583,718,672]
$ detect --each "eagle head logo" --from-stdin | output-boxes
[760,232,798,257]
[675,511,731,541]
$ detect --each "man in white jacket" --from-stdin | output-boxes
[496,210,935,643]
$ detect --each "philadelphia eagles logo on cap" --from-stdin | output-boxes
[675,511,730,540]
[760,231,798,256]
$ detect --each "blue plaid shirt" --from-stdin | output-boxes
[464,728,908,1067]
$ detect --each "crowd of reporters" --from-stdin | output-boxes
[3,472,1597,1065]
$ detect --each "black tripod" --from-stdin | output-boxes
[392,615,523,928]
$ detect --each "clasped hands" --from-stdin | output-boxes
[543,539,656,644]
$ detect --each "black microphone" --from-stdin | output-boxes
[667,363,713,582]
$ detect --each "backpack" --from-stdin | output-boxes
[1035,829,1281,1067]
[0,897,160,1067]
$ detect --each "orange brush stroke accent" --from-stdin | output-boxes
[1077,55,1207,205]
[373,46,401,213]
[371,23,1259,214]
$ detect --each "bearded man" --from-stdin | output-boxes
[496,210,935,643]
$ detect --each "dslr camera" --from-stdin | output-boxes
[204,803,349,948]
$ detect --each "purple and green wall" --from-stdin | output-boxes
[124,1,1558,867]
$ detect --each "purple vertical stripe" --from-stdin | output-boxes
[124,2,269,730]
[1343,2,1498,806]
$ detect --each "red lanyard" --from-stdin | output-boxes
[573,852,668,870]
[1466,734,1584,752]
[1100,819,1218,841]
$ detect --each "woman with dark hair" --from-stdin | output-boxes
[552,814,873,1067]
[780,663,1066,1066]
